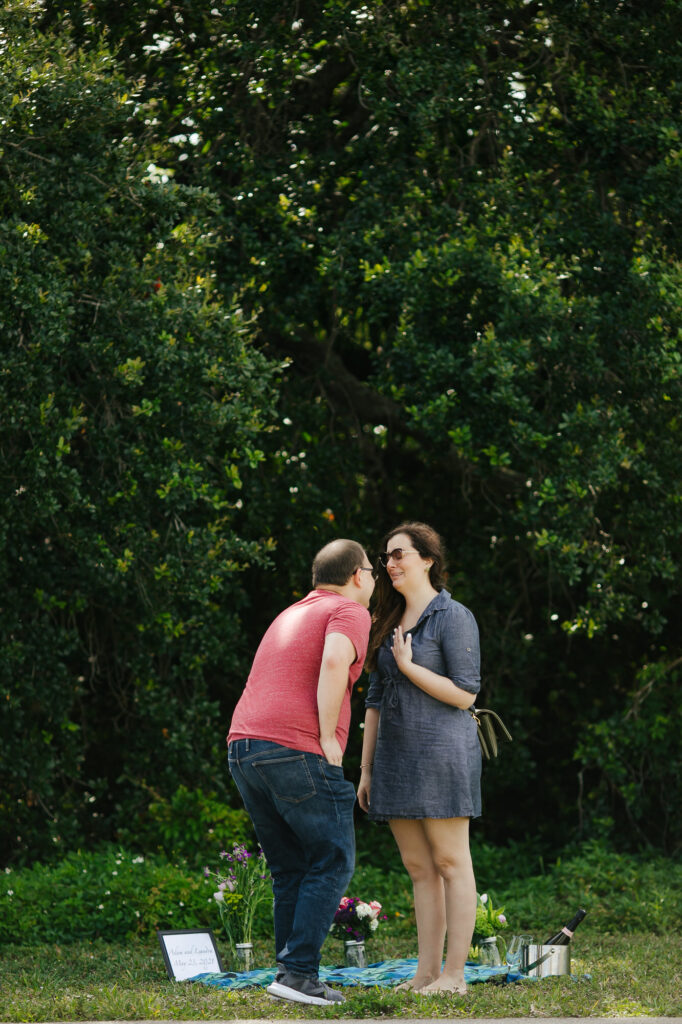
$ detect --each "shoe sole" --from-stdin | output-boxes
[266,981,343,1006]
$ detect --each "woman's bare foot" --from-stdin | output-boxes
[420,974,467,996]
[395,972,439,992]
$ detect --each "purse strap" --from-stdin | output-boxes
[470,707,513,759]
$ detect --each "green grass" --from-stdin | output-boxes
[3,840,682,1019]
[1,931,681,1021]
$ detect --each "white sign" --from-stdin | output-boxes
[157,929,223,981]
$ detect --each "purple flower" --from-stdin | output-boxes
[331,894,386,942]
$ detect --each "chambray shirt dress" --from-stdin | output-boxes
[365,589,482,820]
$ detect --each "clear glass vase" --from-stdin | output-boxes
[235,941,253,972]
[344,939,366,968]
[478,936,502,966]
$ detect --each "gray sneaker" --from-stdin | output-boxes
[267,971,346,1006]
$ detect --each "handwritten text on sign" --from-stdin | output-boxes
[162,932,221,980]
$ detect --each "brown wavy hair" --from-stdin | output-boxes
[366,521,447,671]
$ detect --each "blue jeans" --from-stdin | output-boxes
[227,739,356,978]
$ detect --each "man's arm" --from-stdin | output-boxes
[317,631,357,765]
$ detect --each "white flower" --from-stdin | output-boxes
[6,889,14,896]
[355,902,372,919]
[132,856,145,864]
[480,893,488,904]
[213,890,225,904]
[370,918,379,931]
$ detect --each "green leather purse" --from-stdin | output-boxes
[469,708,513,760]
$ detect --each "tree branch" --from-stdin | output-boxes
[277,333,526,496]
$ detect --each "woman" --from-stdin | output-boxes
[357,522,481,995]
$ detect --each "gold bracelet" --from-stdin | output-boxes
[360,762,373,768]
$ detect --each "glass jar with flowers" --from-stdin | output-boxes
[330,895,386,967]
[470,891,509,965]
[204,842,271,971]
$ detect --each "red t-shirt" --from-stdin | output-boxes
[227,589,371,756]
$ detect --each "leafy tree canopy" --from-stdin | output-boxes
[2,0,681,858]
[0,4,282,862]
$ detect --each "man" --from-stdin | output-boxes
[227,538,375,1006]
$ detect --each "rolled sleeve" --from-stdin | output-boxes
[440,603,481,694]
[364,669,384,709]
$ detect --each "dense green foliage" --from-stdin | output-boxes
[0,847,215,944]
[1,0,681,861]
[2,839,681,947]
[116,786,252,867]
[0,7,281,862]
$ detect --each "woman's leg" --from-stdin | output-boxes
[419,817,476,995]
[389,819,446,990]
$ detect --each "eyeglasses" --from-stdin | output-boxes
[379,548,418,567]
[356,566,374,574]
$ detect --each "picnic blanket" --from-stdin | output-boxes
[190,958,526,989]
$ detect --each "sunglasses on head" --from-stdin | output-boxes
[378,547,418,567]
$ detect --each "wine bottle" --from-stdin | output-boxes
[544,908,586,946]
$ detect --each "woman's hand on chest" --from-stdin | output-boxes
[390,625,414,674]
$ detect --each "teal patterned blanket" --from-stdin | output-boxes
[190,958,525,988]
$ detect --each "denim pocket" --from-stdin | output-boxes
[318,759,356,811]
[253,754,317,804]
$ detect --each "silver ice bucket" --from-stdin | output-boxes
[521,943,570,977]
